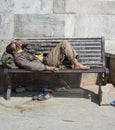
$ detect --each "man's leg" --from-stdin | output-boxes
[46,40,89,69]
[46,40,75,66]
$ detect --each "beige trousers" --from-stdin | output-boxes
[46,40,78,66]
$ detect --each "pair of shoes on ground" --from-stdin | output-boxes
[32,90,53,101]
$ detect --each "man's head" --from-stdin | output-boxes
[6,40,22,54]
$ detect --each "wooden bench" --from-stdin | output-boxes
[3,37,109,100]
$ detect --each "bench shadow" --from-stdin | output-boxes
[1,87,99,105]
[1,73,99,105]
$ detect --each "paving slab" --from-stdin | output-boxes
[0,86,115,130]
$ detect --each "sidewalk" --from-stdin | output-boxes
[0,85,115,130]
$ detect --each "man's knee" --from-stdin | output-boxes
[60,40,69,46]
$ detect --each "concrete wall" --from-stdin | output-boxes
[0,0,115,55]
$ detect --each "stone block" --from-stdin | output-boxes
[0,0,14,39]
[65,0,115,14]
[53,0,65,14]
[109,58,115,85]
[65,14,75,38]
[0,0,14,13]
[105,40,115,52]
[98,83,115,106]
[107,15,115,40]
[80,73,98,87]
[0,13,13,39]
[74,15,115,39]
[14,14,65,38]
[14,0,53,14]
[74,15,105,38]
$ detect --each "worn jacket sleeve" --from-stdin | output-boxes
[14,53,48,71]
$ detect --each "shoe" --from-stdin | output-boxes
[110,100,115,106]
[43,91,53,100]
[32,90,53,101]
[32,91,44,101]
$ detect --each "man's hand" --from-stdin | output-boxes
[16,40,22,48]
[46,66,59,72]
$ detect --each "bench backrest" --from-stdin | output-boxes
[20,37,105,68]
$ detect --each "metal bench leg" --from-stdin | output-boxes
[101,68,109,85]
[103,68,109,85]
[6,87,12,100]
[5,71,12,100]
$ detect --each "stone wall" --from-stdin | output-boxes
[0,0,115,54]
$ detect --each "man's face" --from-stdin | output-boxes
[11,41,22,53]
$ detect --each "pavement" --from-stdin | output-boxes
[0,85,115,130]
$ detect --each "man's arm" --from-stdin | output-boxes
[14,53,58,71]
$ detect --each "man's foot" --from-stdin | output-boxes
[73,64,90,69]
[72,59,90,69]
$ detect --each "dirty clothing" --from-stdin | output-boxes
[14,50,48,71]
[46,40,78,66]
[1,51,19,69]
[13,40,78,71]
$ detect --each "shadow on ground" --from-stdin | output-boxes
[0,86,99,106]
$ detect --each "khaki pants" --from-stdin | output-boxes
[46,40,78,66]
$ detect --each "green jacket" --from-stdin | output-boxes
[1,51,19,69]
